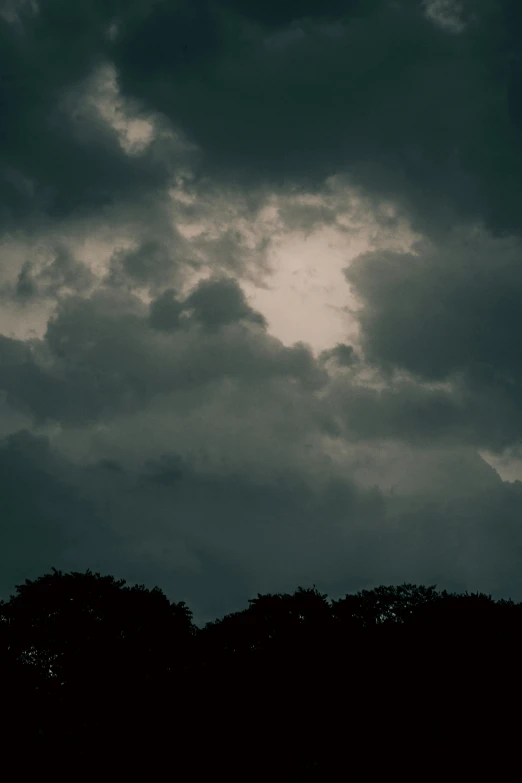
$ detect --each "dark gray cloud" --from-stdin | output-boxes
[345,229,522,449]
[320,343,357,367]
[3,0,522,617]
[347,231,522,382]
[3,424,522,622]
[1,263,522,616]
[183,276,267,331]
[108,240,180,289]
[0,429,116,598]
[14,261,37,301]
[148,288,184,331]
[1,246,95,304]
[111,0,522,235]
[0,1,190,231]
[0,280,324,427]
[325,374,467,445]
[2,0,521,237]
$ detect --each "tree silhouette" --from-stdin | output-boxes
[2,569,521,775]
[331,582,441,627]
[1,567,194,759]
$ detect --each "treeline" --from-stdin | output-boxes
[1,568,519,776]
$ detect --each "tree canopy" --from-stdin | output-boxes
[1,568,519,776]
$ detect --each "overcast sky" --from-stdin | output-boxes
[2,0,522,622]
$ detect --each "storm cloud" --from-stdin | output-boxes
[2,0,522,618]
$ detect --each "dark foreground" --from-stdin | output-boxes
[1,570,518,777]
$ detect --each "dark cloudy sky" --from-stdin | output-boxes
[2,0,522,622]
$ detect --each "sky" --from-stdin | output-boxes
[2,0,522,623]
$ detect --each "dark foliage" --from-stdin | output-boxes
[1,570,519,777]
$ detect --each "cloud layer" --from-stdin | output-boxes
[2,1,522,619]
